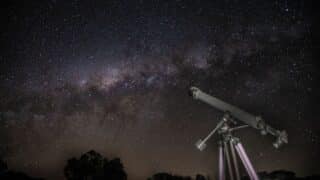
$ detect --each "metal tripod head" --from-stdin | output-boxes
[195,113,244,151]
[195,112,261,180]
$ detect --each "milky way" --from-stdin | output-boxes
[0,0,319,179]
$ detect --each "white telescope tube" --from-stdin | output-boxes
[190,87,288,148]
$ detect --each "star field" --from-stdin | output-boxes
[0,0,319,179]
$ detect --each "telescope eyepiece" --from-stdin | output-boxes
[189,87,201,99]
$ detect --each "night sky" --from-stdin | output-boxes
[0,0,319,179]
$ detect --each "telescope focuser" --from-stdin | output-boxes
[273,130,288,148]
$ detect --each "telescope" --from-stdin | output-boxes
[190,87,288,149]
[190,87,288,180]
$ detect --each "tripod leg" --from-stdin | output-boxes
[234,141,259,180]
[224,141,234,180]
[229,140,241,180]
[233,143,255,180]
[219,142,225,180]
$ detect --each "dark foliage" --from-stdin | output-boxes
[0,171,44,180]
[0,159,43,180]
[195,174,207,180]
[148,172,192,180]
[241,170,320,180]
[2,156,320,180]
[0,158,8,172]
[64,150,127,180]
[147,172,209,180]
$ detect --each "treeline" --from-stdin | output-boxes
[0,159,43,180]
[148,173,207,180]
[1,150,319,180]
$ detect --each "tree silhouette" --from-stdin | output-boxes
[195,174,207,180]
[0,158,8,173]
[241,170,320,180]
[104,158,127,180]
[0,158,43,180]
[64,150,127,180]
[148,172,193,180]
[147,172,210,180]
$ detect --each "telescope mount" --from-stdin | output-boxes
[196,112,259,180]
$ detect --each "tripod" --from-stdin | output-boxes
[196,113,260,180]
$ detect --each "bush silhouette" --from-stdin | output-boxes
[64,150,127,180]
[241,170,320,180]
[195,174,207,180]
[0,158,43,180]
[0,158,8,172]
[148,172,193,180]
